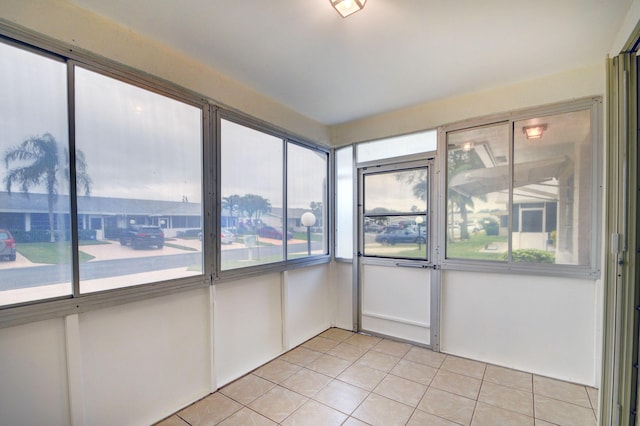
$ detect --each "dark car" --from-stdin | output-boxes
[0,229,16,261]
[257,226,293,240]
[375,228,426,245]
[120,225,164,249]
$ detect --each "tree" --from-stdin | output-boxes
[238,194,271,224]
[4,133,92,242]
[222,194,242,226]
[309,201,323,226]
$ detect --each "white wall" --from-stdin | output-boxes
[0,318,70,426]
[441,271,600,386]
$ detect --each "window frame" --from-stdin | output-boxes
[215,110,331,283]
[438,97,603,279]
[0,24,330,328]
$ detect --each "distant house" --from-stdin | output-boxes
[0,192,201,239]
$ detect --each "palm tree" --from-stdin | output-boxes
[238,194,271,225]
[4,133,92,242]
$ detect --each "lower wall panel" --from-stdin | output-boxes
[214,274,284,387]
[0,318,70,426]
[441,270,600,386]
[79,288,211,426]
[285,265,331,348]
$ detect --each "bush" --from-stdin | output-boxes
[481,217,499,236]
[505,248,555,263]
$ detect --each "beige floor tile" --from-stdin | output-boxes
[478,381,533,416]
[154,415,190,426]
[355,350,401,372]
[404,346,446,368]
[586,386,599,412]
[338,364,387,391]
[342,417,370,426]
[441,355,487,379]
[471,401,534,426]
[407,410,459,426]
[534,395,597,426]
[533,376,591,408]
[279,346,323,367]
[372,339,412,358]
[417,387,476,426]
[178,393,242,426]
[217,407,276,426]
[281,368,333,397]
[301,336,339,353]
[352,393,414,426]
[534,420,559,426]
[248,386,308,423]
[327,342,369,362]
[373,374,427,407]
[254,359,301,384]
[319,328,354,342]
[390,358,438,386]
[345,333,382,349]
[220,374,276,405]
[431,368,482,400]
[484,365,532,392]
[313,379,369,414]
[306,354,351,377]
[281,400,347,426]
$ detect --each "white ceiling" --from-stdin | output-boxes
[70,0,632,125]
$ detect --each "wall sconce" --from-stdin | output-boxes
[330,0,367,18]
[523,124,547,140]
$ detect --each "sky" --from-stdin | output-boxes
[1,41,327,210]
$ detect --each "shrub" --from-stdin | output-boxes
[481,217,499,236]
[505,248,555,263]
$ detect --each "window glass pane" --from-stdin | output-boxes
[513,109,592,265]
[335,146,353,259]
[357,130,436,163]
[446,123,509,261]
[0,42,71,306]
[75,67,203,293]
[221,119,283,270]
[287,143,328,259]
[363,169,428,260]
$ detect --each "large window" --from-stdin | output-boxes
[0,39,205,309]
[75,67,203,293]
[220,118,328,272]
[0,42,72,306]
[335,146,354,259]
[444,101,599,274]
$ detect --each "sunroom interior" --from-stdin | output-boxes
[0,1,639,425]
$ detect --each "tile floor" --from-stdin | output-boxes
[156,328,599,426]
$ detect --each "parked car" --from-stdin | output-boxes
[375,228,426,245]
[364,223,383,233]
[120,225,164,249]
[258,226,293,240]
[220,227,236,244]
[0,229,16,261]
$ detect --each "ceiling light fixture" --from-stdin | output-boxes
[523,124,547,140]
[330,0,366,18]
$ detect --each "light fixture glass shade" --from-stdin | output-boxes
[301,211,316,227]
[331,0,367,18]
[522,124,547,139]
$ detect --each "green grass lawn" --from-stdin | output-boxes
[446,232,506,261]
[164,242,199,251]
[17,242,96,264]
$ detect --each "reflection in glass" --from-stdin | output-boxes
[446,123,509,261]
[287,143,328,259]
[220,120,283,270]
[0,42,72,306]
[75,67,203,292]
[335,146,353,259]
[363,169,428,260]
[513,109,592,265]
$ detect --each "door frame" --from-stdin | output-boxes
[353,156,441,350]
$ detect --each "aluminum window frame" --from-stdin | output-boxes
[438,97,603,279]
[215,110,331,283]
[0,22,330,327]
